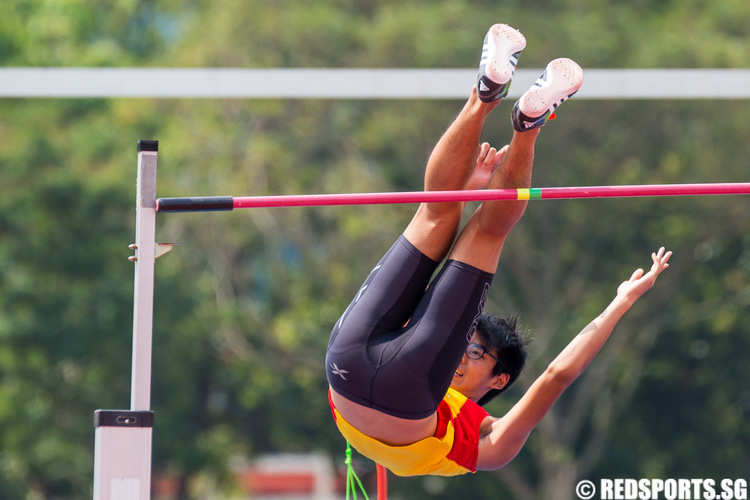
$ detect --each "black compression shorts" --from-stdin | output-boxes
[325,235,494,419]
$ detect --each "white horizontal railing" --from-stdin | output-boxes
[0,68,749,99]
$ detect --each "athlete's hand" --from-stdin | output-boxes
[466,142,508,191]
[616,247,672,305]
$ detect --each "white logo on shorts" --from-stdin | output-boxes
[330,363,349,381]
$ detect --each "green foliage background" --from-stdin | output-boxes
[0,1,749,498]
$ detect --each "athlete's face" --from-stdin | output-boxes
[451,331,508,402]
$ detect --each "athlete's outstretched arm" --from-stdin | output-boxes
[476,247,672,470]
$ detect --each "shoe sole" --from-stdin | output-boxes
[518,58,583,118]
[481,24,527,85]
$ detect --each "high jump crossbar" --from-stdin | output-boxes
[156,182,750,212]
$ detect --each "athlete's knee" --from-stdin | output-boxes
[476,201,528,236]
[415,201,464,226]
[403,204,463,259]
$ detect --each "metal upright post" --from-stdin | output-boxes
[93,140,158,500]
[129,140,158,412]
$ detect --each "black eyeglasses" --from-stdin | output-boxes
[466,343,505,371]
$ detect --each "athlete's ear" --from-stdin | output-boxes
[490,373,510,391]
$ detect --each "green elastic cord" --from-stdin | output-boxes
[345,441,370,500]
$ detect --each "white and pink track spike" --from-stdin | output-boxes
[512,58,584,132]
[477,23,527,103]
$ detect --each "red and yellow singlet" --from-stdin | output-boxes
[329,387,489,477]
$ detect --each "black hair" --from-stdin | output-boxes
[474,312,529,406]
